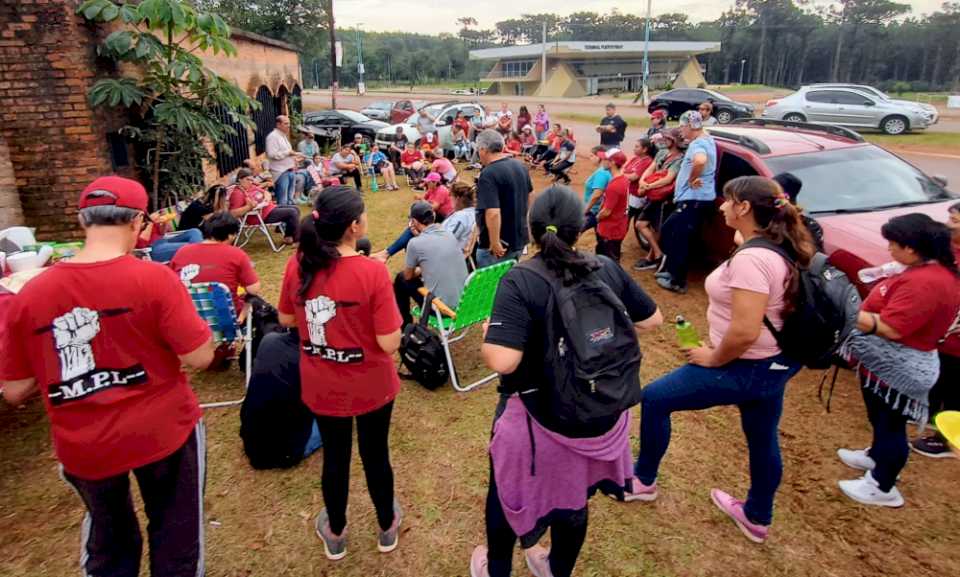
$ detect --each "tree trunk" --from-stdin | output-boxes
[953,42,960,91]
[151,128,163,212]
[757,14,768,85]
[796,34,810,86]
[831,22,843,82]
[930,42,943,86]
[920,43,929,81]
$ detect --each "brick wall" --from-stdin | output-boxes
[0,0,119,240]
[0,136,23,229]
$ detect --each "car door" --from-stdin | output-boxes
[802,90,843,124]
[669,90,693,118]
[833,90,878,127]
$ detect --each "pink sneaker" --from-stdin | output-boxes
[524,544,554,577]
[623,477,658,502]
[709,489,769,544]
[469,545,490,577]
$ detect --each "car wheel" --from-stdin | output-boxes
[783,113,806,123]
[881,115,908,135]
[716,110,734,124]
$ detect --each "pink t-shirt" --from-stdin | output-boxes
[704,247,790,360]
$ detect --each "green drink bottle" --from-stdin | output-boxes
[675,315,700,349]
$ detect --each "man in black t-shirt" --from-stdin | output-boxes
[475,130,534,268]
[598,103,628,148]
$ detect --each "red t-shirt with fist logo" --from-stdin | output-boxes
[0,256,210,480]
[171,242,259,313]
[278,254,402,417]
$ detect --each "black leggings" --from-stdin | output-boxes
[314,401,395,534]
[264,206,300,240]
[485,467,587,577]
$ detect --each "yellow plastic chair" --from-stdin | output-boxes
[934,411,960,454]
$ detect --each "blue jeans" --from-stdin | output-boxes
[274,170,297,205]
[659,200,714,288]
[635,353,800,526]
[149,228,202,262]
[303,420,323,458]
[476,248,521,269]
[386,227,414,257]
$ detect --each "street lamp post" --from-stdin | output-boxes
[739,58,747,85]
[356,23,365,95]
[641,0,652,105]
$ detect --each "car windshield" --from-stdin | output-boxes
[340,110,371,123]
[366,101,392,110]
[422,104,447,117]
[703,89,733,102]
[764,146,956,214]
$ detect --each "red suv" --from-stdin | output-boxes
[702,119,957,294]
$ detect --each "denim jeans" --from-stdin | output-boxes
[860,376,909,492]
[476,248,522,269]
[386,227,414,257]
[273,170,297,205]
[635,353,800,526]
[149,228,203,262]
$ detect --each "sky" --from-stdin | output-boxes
[333,0,947,33]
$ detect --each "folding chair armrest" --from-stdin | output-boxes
[417,287,457,318]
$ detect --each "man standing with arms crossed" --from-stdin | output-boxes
[656,111,717,294]
[266,115,303,205]
[597,102,628,148]
[1,176,215,577]
[475,130,533,268]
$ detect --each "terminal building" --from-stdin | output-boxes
[469,41,721,98]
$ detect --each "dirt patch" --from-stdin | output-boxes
[1,163,958,577]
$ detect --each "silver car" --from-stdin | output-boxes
[360,100,394,121]
[808,83,939,124]
[762,86,935,135]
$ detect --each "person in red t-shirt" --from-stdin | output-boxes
[0,176,214,576]
[170,211,261,316]
[505,131,523,157]
[416,172,453,220]
[400,141,426,188]
[228,168,301,245]
[911,201,960,458]
[278,185,403,560]
[596,149,630,263]
[623,138,656,243]
[838,213,960,507]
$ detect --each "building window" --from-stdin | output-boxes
[252,85,276,155]
[214,106,250,177]
[502,60,534,77]
[106,132,129,170]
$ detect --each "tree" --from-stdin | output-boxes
[829,0,910,81]
[78,0,256,209]
[193,0,329,52]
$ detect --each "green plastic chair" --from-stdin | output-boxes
[412,259,516,392]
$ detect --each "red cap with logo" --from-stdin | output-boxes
[597,148,628,168]
[79,176,149,213]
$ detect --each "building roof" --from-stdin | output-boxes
[470,41,721,60]
[230,28,300,53]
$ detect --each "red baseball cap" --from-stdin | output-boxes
[79,176,149,213]
[597,148,628,168]
[650,109,666,119]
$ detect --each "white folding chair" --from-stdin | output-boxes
[235,208,286,253]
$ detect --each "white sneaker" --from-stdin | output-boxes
[837,447,876,471]
[838,471,904,508]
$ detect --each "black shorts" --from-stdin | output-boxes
[639,200,674,231]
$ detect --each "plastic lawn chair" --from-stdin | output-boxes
[188,282,252,408]
[935,411,960,455]
[411,259,516,392]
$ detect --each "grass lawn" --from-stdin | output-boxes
[554,111,651,127]
[1,162,959,576]
[864,131,960,153]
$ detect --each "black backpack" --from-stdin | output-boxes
[737,238,861,370]
[399,295,450,390]
[518,256,643,429]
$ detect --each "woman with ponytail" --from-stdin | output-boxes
[836,213,960,505]
[626,176,814,545]
[470,185,662,577]
[277,186,404,561]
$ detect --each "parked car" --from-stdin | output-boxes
[302,109,388,145]
[762,86,935,135]
[389,99,427,124]
[449,89,473,95]
[648,88,755,123]
[696,118,956,294]
[360,100,395,121]
[807,83,939,124]
[375,101,488,153]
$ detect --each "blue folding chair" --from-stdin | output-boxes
[187,282,252,408]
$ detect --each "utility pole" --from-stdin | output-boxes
[327,0,337,108]
[641,0,652,105]
[356,23,365,95]
[739,58,747,84]
[541,20,546,91]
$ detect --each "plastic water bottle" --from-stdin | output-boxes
[675,315,700,349]
[369,168,379,192]
[858,261,907,284]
